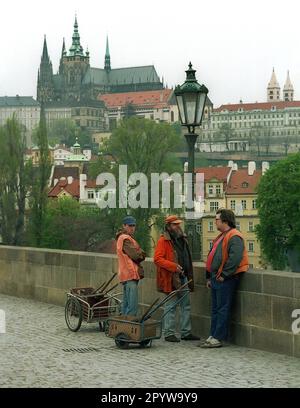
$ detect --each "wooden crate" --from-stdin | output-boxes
[108,315,158,341]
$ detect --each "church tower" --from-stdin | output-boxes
[267,68,281,102]
[283,71,294,101]
[61,16,90,101]
[104,36,111,72]
[37,36,54,103]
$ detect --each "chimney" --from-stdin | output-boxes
[80,174,87,200]
[228,160,234,168]
[184,161,188,172]
[232,163,238,171]
[262,161,270,175]
[67,176,73,185]
[248,161,256,176]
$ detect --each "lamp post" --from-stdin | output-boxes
[175,62,208,260]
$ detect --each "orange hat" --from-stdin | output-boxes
[165,215,182,224]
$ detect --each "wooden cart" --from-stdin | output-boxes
[106,281,191,348]
[65,273,122,332]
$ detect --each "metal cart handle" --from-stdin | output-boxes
[141,280,192,322]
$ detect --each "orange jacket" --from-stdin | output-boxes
[154,231,194,294]
[212,228,249,278]
[116,234,140,283]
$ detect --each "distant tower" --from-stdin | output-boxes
[59,37,66,75]
[62,15,90,101]
[37,36,54,103]
[283,71,294,101]
[267,68,281,102]
[104,36,111,72]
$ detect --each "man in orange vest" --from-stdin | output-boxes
[116,216,146,316]
[200,209,249,348]
[154,215,200,342]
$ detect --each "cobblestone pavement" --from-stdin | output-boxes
[0,294,299,388]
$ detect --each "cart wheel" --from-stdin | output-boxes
[115,333,130,349]
[140,339,152,348]
[65,298,83,332]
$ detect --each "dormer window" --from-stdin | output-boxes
[242,182,249,188]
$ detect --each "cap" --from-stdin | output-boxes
[122,216,136,226]
[165,215,182,224]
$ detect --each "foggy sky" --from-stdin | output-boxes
[1,0,299,106]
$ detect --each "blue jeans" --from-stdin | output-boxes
[122,280,138,316]
[210,276,240,341]
[163,277,191,338]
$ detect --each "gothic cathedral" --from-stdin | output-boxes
[37,16,163,104]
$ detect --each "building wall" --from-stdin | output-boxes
[0,105,40,147]
[201,107,300,154]
[0,245,299,357]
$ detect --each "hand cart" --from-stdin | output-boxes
[65,273,122,332]
[106,280,191,348]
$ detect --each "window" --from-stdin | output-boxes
[208,184,214,195]
[248,222,254,232]
[236,221,240,231]
[87,191,94,199]
[241,200,247,210]
[210,202,219,212]
[216,185,221,195]
[252,200,257,209]
[208,221,214,232]
[230,200,236,210]
[248,241,254,252]
[242,182,248,188]
[209,241,214,251]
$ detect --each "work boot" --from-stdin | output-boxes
[165,335,180,342]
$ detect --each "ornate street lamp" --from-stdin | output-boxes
[175,62,208,260]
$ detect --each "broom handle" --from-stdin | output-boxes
[93,273,117,294]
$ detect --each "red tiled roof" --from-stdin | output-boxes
[226,169,262,195]
[98,89,173,109]
[52,166,79,186]
[215,100,300,112]
[195,166,232,182]
[85,180,97,188]
[48,179,80,198]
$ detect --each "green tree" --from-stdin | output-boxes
[46,118,92,147]
[215,123,234,151]
[256,153,300,269]
[90,117,182,252]
[40,197,113,251]
[261,126,272,154]
[27,107,52,246]
[0,116,32,245]
[123,102,136,119]
[249,125,263,156]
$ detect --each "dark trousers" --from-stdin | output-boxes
[210,276,240,341]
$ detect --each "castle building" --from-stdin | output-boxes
[37,16,163,105]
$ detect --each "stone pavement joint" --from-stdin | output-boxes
[0,294,300,388]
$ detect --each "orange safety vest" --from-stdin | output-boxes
[116,233,140,283]
[213,228,249,278]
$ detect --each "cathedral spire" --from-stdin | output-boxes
[42,35,50,62]
[283,70,294,101]
[37,35,54,103]
[267,68,280,102]
[104,36,111,72]
[69,15,84,56]
[61,37,66,56]
[59,38,66,75]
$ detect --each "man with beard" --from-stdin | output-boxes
[154,215,200,342]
